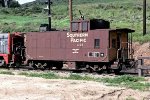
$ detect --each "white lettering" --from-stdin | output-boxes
[72,49,79,54]
[67,32,88,51]
[71,38,86,43]
[67,32,88,38]
[77,43,83,47]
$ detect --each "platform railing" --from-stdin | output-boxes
[137,56,150,76]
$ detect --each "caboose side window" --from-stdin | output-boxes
[94,39,100,48]
[82,21,88,32]
[72,22,79,32]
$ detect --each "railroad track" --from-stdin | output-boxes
[0,65,139,77]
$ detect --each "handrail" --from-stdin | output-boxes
[137,56,150,76]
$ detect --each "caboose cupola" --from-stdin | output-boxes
[70,20,89,32]
[90,19,110,30]
[70,19,110,32]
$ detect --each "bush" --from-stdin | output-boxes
[31,6,42,13]
[9,0,21,8]
[65,74,97,81]
[101,75,150,91]
[0,71,14,75]
[28,72,60,79]
[0,8,10,14]
[101,75,145,84]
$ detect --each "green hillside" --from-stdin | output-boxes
[24,0,148,5]
[0,0,150,43]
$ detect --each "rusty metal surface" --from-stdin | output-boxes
[25,27,132,63]
[25,29,110,62]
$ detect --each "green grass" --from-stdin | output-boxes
[126,97,136,100]
[64,74,98,81]
[0,0,150,42]
[18,72,29,76]
[101,75,150,91]
[20,72,60,79]
[0,14,48,32]
[0,70,15,75]
[0,70,150,91]
[31,0,150,6]
[101,75,145,83]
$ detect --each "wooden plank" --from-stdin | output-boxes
[137,56,150,76]
[138,65,150,69]
[138,56,150,60]
[138,59,144,65]
[138,68,142,77]
[138,66,150,77]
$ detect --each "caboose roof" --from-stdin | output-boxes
[109,28,135,33]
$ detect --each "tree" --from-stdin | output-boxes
[0,0,20,8]
[9,0,20,8]
[0,0,6,7]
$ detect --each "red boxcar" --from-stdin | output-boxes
[0,33,24,67]
[0,33,11,65]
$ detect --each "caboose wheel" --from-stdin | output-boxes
[29,62,37,69]
[106,68,111,74]
[15,62,21,68]
[114,69,121,75]
[56,63,63,70]
[114,66,122,75]
[6,64,11,70]
[0,60,5,67]
[87,68,93,73]
[86,65,93,73]
[56,66,63,70]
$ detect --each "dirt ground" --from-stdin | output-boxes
[0,75,150,100]
[0,42,150,100]
[133,42,150,65]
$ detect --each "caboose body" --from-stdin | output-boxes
[0,19,135,72]
[24,19,135,71]
[0,1,136,73]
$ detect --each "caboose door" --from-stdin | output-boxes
[117,32,128,62]
[117,33,122,59]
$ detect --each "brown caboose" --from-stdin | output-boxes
[24,19,135,72]
[0,0,135,73]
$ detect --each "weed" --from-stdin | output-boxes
[0,69,149,91]
[27,72,60,79]
[0,71,14,75]
[126,82,150,91]
[101,75,145,83]
[101,75,150,91]
[126,96,136,100]
[18,72,29,76]
[65,74,97,81]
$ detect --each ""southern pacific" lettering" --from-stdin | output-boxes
[67,32,88,38]
[70,38,86,43]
